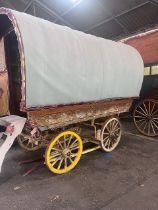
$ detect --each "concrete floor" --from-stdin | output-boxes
[0,120,158,210]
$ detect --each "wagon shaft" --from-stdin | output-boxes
[28,99,133,129]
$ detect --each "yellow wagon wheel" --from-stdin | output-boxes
[45,131,83,174]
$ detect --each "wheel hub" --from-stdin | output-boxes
[109,132,115,140]
[147,115,151,120]
[62,148,71,157]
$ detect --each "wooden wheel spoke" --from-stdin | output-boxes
[152,109,158,116]
[142,121,148,132]
[69,139,78,148]
[68,156,73,163]
[103,136,109,142]
[51,157,61,166]
[110,120,115,131]
[26,141,31,146]
[135,115,146,119]
[141,103,148,115]
[104,138,110,148]
[135,109,147,117]
[153,118,158,124]
[103,133,110,140]
[31,142,35,148]
[58,140,64,150]
[113,126,120,133]
[70,145,79,151]
[57,158,64,169]
[69,142,78,148]
[50,151,61,158]
[112,121,118,132]
[63,135,67,148]
[150,121,156,134]
[71,153,78,158]
[143,102,150,115]
[136,118,147,124]
[67,135,73,147]
[148,101,151,115]
[114,132,120,138]
[64,157,68,169]
[28,142,32,148]
[136,118,147,127]
[104,138,109,145]
[147,121,151,135]
[150,103,155,115]
[153,117,158,120]
[51,147,61,152]
[107,139,111,148]
[152,120,158,130]
[21,138,29,143]
[106,125,110,133]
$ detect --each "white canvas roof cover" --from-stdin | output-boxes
[2,9,144,109]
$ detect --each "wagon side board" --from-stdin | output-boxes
[27,98,134,129]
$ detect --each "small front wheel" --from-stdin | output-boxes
[18,133,43,151]
[45,131,83,174]
[100,117,122,152]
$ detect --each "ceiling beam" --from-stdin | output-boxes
[23,0,33,12]
[150,0,158,6]
[33,1,36,16]
[1,0,16,9]
[54,0,83,22]
[35,0,77,29]
[97,0,129,34]
[85,1,150,32]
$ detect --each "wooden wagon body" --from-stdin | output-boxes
[0,8,143,174]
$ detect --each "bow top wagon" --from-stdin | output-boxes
[0,8,144,174]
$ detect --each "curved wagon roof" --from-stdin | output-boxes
[0,8,144,110]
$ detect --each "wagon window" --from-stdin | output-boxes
[151,65,158,75]
[0,38,6,72]
[144,67,150,75]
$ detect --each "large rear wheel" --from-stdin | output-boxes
[134,99,158,137]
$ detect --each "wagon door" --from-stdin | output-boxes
[0,38,9,116]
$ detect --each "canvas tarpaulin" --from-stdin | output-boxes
[5,9,144,108]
